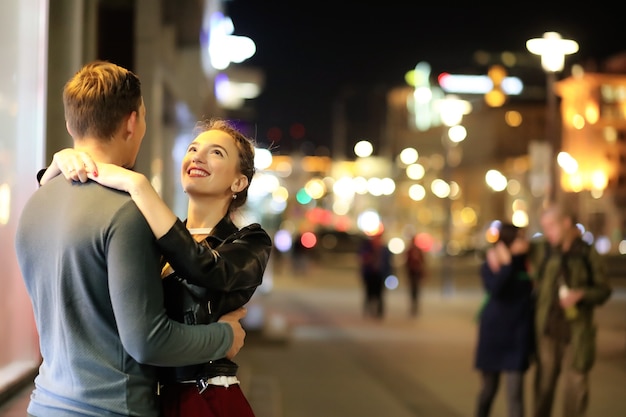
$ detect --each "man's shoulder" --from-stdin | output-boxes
[528,237,550,258]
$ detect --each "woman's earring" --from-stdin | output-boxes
[232,193,237,200]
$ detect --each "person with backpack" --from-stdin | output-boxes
[529,201,612,417]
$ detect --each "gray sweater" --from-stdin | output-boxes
[15,177,233,416]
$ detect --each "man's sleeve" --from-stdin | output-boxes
[583,248,612,306]
[106,200,233,365]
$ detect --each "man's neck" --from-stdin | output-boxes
[561,229,580,252]
[74,137,125,166]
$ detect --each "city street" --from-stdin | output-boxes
[238,255,626,417]
[2,255,625,417]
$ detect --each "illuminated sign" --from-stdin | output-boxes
[438,73,523,95]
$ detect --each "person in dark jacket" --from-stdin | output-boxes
[405,234,427,317]
[358,231,393,319]
[474,222,534,417]
[41,118,272,417]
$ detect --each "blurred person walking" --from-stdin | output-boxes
[529,202,612,417]
[405,234,427,317]
[474,222,535,417]
[43,118,272,417]
[16,61,245,417]
[358,232,392,319]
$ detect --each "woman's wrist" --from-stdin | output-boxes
[127,172,150,197]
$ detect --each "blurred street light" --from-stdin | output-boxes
[526,32,579,202]
[437,95,471,296]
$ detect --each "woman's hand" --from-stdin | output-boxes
[486,241,512,273]
[40,149,98,185]
[87,163,144,194]
[494,241,512,265]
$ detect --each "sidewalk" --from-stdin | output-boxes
[238,257,626,417]
[2,255,625,417]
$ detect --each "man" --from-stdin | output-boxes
[529,201,612,417]
[405,234,426,317]
[15,61,246,417]
[358,231,392,319]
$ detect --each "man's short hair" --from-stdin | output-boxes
[63,60,142,140]
[541,199,578,225]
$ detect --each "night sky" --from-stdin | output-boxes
[224,2,625,154]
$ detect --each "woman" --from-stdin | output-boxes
[474,222,534,417]
[41,118,272,417]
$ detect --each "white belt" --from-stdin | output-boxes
[181,375,240,388]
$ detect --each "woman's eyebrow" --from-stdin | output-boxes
[208,144,229,155]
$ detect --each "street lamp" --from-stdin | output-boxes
[526,32,579,202]
[436,95,471,296]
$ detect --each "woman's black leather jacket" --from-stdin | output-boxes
[156,215,272,383]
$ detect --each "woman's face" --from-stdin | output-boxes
[180,129,246,199]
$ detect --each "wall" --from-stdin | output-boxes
[0,0,49,397]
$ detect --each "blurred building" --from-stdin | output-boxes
[556,71,626,240]
[383,60,626,255]
[385,74,549,252]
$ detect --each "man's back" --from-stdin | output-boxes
[16,176,165,416]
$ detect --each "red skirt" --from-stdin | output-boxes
[160,383,256,417]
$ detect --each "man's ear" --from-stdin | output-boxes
[65,121,75,137]
[232,175,249,194]
[125,111,137,139]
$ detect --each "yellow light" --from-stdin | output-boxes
[485,90,506,107]
[572,114,585,130]
[460,206,477,225]
[512,210,529,227]
[304,178,326,199]
[405,70,416,87]
[408,184,426,201]
[485,227,499,243]
[406,164,425,180]
[557,151,578,174]
[512,198,528,212]
[431,179,450,198]
[354,140,373,158]
[565,173,584,192]
[272,186,289,202]
[302,156,332,172]
[591,170,608,190]
[399,147,419,165]
[484,65,507,107]
[488,65,507,83]
[505,111,522,127]
[448,125,467,143]
[585,103,599,124]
